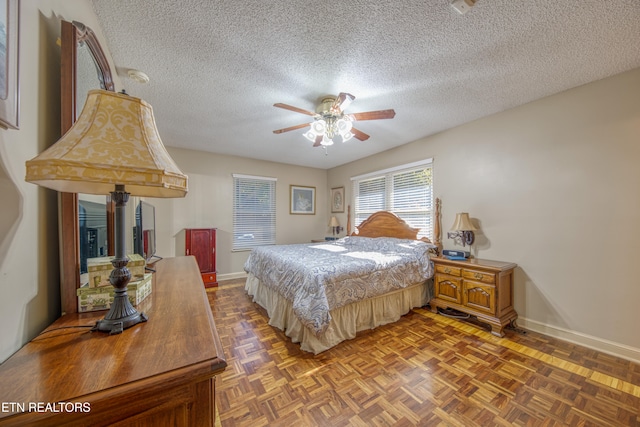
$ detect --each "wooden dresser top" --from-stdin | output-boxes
[0,256,226,418]
[432,256,517,272]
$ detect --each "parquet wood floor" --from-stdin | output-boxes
[208,280,640,427]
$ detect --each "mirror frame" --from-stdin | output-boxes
[60,20,115,314]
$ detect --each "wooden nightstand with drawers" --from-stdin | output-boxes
[430,257,518,337]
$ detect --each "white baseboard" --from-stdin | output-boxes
[518,317,640,364]
[217,271,247,281]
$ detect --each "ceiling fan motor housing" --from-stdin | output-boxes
[317,96,338,115]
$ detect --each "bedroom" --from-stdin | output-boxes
[0,0,639,424]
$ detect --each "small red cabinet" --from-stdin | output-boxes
[185,228,217,287]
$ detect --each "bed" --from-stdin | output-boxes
[244,203,442,354]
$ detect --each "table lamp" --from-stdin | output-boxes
[448,212,477,246]
[329,216,340,235]
[25,89,188,334]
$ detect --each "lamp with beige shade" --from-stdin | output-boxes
[26,89,188,334]
[447,212,477,247]
[329,216,341,236]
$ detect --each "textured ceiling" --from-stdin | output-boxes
[90,0,640,169]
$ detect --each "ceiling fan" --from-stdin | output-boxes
[273,93,396,148]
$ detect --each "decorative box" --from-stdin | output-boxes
[77,273,153,313]
[87,254,146,288]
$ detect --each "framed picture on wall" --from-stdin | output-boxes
[0,0,19,130]
[290,185,315,215]
[331,187,344,213]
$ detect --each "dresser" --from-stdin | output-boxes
[185,228,218,287]
[0,256,226,426]
[430,257,517,336]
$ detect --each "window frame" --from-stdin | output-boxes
[351,159,433,239]
[232,174,277,251]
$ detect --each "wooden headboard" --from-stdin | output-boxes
[346,197,442,253]
[351,211,420,239]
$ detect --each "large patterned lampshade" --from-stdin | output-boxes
[25,89,188,198]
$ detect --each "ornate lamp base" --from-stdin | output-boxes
[92,292,148,335]
[92,185,148,335]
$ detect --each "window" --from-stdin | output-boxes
[351,159,433,239]
[232,174,276,250]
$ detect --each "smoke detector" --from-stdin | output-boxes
[450,0,476,14]
[127,69,150,84]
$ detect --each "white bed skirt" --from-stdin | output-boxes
[245,273,432,354]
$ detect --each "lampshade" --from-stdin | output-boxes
[329,216,340,227]
[311,120,326,135]
[322,134,334,146]
[303,130,316,142]
[341,131,354,142]
[25,89,188,198]
[336,118,352,133]
[450,212,477,231]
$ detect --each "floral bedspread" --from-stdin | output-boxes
[244,236,435,335]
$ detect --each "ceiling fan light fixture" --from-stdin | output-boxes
[322,134,334,146]
[311,120,326,134]
[272,92,395,150]
[341,131,354,142]
[337,117,352,133]
[303,130,317,142]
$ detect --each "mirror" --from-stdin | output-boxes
[75,41,100,115]
[59,21,115,313]
[78,195,108,270]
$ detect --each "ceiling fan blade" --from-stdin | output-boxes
[349,109,396,121]
[313,135,323,147]
[273,123,311,134]
[273,103,316,116]
[351,127,370,141]
[332,92,355,112]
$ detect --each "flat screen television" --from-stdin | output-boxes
[134,201,157,263]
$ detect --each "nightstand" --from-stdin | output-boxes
[430,256,517,336]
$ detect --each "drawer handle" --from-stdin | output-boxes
[474,273,483,280]
[444,267,451,274]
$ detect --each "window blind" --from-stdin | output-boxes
[232,174,276,250]
[351,160,433,239]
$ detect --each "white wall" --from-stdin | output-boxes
[0,1,122,363]
[328,68,640,362]
[150,148,328,276]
